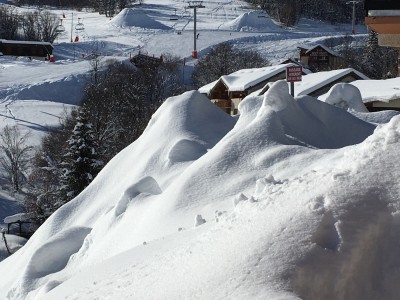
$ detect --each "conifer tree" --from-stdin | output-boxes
[59,106,103,203]
[363,29,398,79]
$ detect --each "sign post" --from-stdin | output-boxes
[286,66,303,96]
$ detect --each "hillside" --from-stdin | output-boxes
[1,1,399,299]
[0,82,399,299]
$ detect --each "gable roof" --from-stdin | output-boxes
[298,44,341,57]
[222,63,306,92]
[198,79,219,95]
[295,68,369,96]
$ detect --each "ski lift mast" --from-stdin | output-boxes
[187,1,205,58]
[346,1,361,34]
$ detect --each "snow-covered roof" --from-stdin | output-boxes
[215,63,311,93]
[299,44,341,57]
[295,68,369,96]
[368,10,400,16]
[198,79,219,94]
[0,39,53,46]
[349,77,400,103]
[4,213,34,224]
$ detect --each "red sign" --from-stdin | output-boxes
[286,66,302,82]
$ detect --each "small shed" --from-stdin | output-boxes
[198,63,311,115]
[298,44,343,72]
[3,213,34,239]
[0,39,53,60]
[130,52,163,69]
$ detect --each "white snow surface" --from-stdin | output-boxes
[0,81,399,300]
[350,77,400,103]
[0,1,398,299]
[219,11,282,32]
[321,83,369,113]
[3,213,33,224]
[295,68,369,97]
[110,8,171,30]
[220,63,310,92]
[0,234,27,262]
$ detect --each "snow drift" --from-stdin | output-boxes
[0,82,399,300]
[110,8,171,30]
[219,11,282,32]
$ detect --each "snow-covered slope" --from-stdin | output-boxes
[0,81,399,299]
[110,8,171,30]
[219,11,282,32]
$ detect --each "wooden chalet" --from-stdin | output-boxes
[364,0,400,75]
[198,63,311,115]
[0,39,53,60]
[298,44,343,72]
[130,52,163,68]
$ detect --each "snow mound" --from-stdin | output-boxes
[168,139,208,163]
[220,11,282,32]
[1,86,399,300]
[321,83,369,113]
[351,110,400,125]
[25,227,92,278]
[6,227,92,299]
[252,80,375,149]
[114,176,162,216]
[110,8,171,30]
[13,75,87,105]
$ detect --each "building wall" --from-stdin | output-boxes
[372,98,400,109]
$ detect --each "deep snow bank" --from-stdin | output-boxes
[0,82,399,300]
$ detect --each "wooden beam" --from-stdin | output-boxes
[365,16,400,34]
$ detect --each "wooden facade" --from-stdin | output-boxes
[0,40,53,59]
[365,98,400,112]
[365,0,400,35]
[364,0,400,75]
[298,45,343,72]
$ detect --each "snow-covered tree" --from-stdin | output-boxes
[59,106,103,203]
[0,125,32,192]
[24,109,78,222]
[192,42,269,87]
[363,30,398,79]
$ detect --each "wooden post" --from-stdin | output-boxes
[290,82,295,97]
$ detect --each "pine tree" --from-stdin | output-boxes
[59,106,103,203]
[363,29,398,79]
